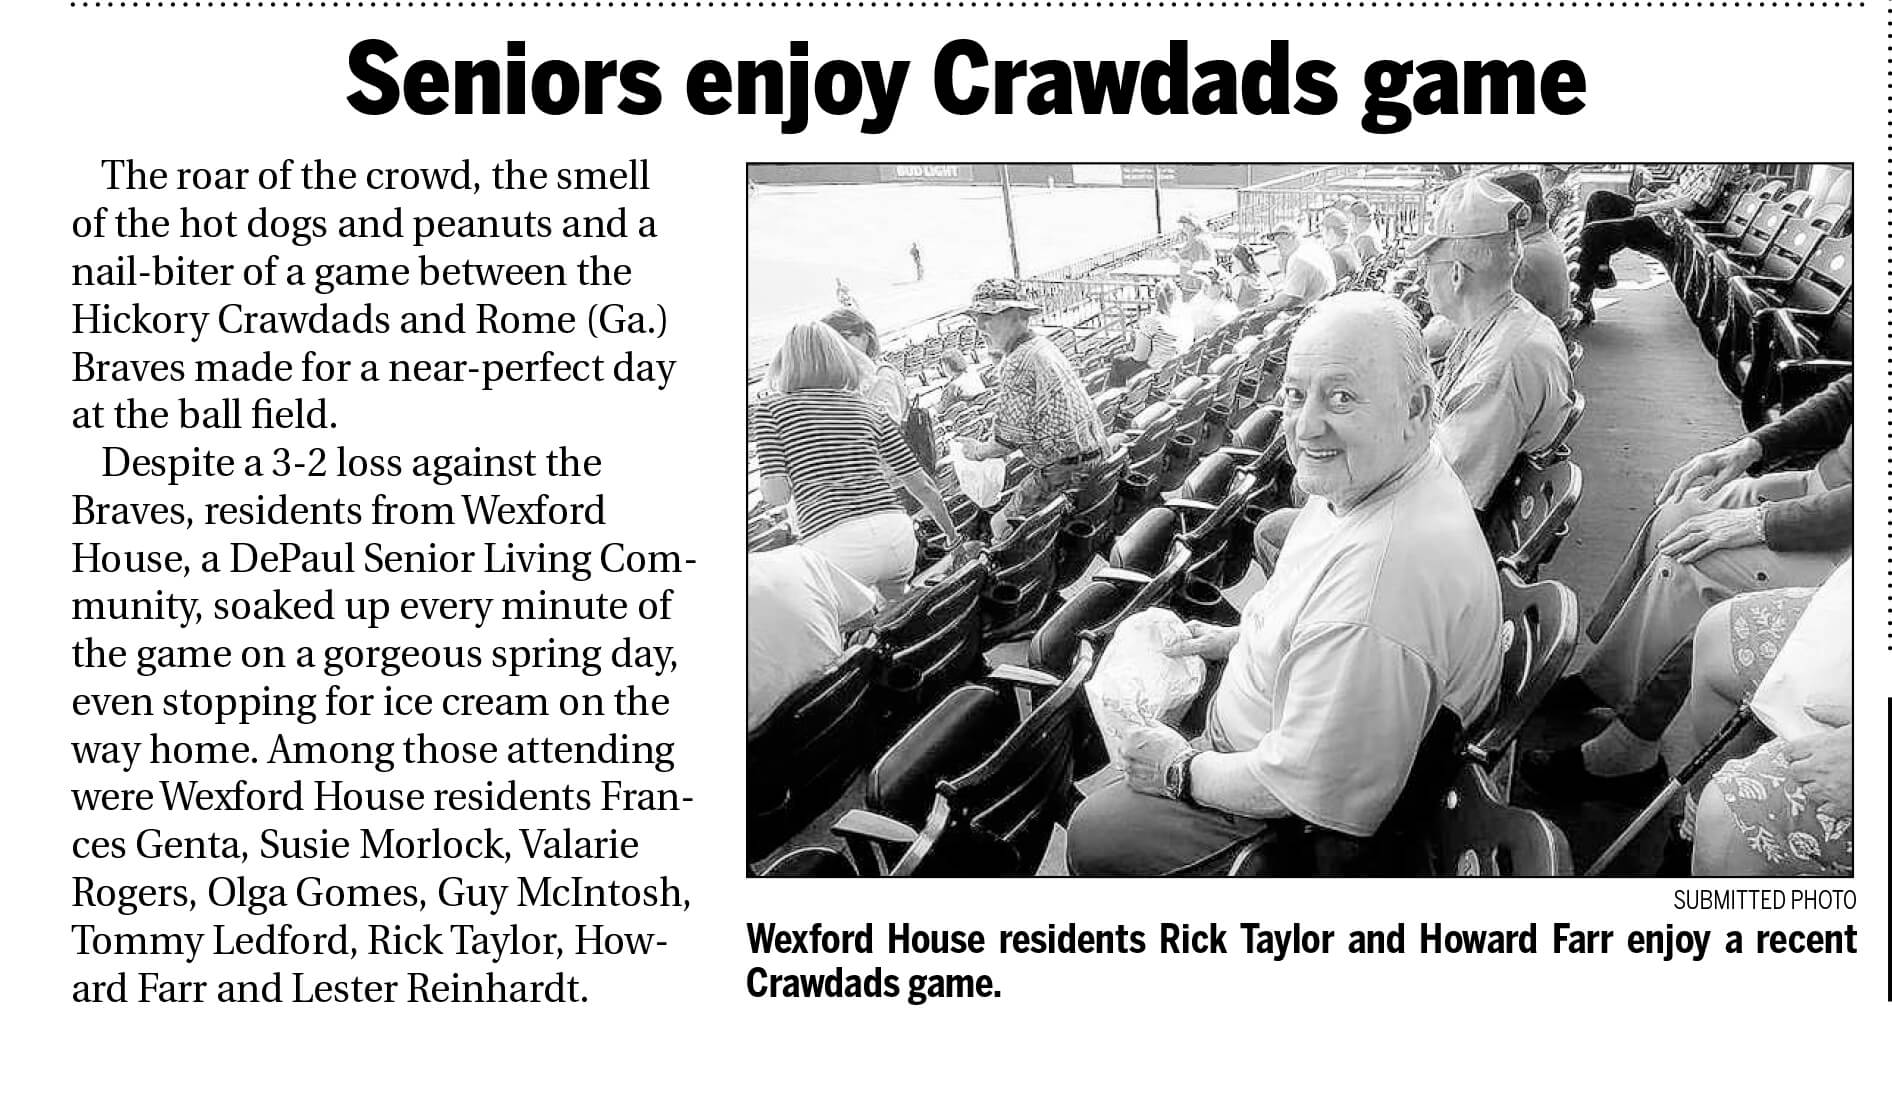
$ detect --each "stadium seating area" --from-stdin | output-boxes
[748,163,1851,878]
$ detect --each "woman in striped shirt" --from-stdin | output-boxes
[753,322,960,600]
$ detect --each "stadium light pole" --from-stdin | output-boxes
[1152,163,1164,234]
[998,163,1021,279]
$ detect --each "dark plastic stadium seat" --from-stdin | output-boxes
[984,496,1073,639]
[1432,763,1573,876]
[746,644,883,862]
[1054,447,1128,588]
[874,554,990,721]
[1712,216,1824,375]
[1483,458,1583,583]
[829,642,1098,877]
[1725,234,1851,401]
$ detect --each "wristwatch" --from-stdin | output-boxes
[1164,749,1202,806]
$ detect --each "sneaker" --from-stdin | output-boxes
[1593,268,1618,290]
[1520,745,1668,805]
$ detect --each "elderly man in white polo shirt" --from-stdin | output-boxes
[1067,293,1502,876]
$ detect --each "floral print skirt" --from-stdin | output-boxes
[1713,738,1852,875]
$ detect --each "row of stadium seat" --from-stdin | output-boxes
[1667,179,1852,430]
[754,378,1591,874]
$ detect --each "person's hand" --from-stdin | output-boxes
[1121,724,1190,796]
[1654,507,1765,564]
[1784,721,1853,817]
[1657,437,1762,505]
[1163,621,1240,661]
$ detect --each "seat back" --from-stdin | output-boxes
[1732,203,1788,257]
[1228,405,1283,452]
[1463,568,1579,766]
[1431,763,1574,876]
[747,645,883,860]
[875,555,990,714]
[1168,375,1214,442]
[1808,202,1851,234]
[1116,367,1158,424]
[892,642,1098,876]
[1780,235,1852,315]
[1177,451,1239,503]
[1751,216,1823,282]
[985,495,1074,638]
[1483,458,1582,581]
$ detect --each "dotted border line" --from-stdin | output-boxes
[60,2,1879,8]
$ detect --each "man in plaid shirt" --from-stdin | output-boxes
[1571,162,1743,322]
[956,277,1109,540]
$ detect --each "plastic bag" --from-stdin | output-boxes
[949,438,1008,509]
[1083,608,1206,767]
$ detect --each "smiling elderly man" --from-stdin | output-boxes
[1067,293,1502,876]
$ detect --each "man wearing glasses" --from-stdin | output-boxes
[1415,176,1575,512]
[1248,220,1335,322]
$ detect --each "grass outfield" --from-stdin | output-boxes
[747,182,1240,366]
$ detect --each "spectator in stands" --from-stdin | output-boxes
[751,322,962,600]
[822,308,908,422]
[1191,268,1239,336]
[1322,206,1362,282]
[1493,170,1574,325]
[1523,375,1852,799]
[1113,280,1186,388]
[934,348,987,415]
[1348,200,1383,266]
[1228,245,1268,309]
[1248,221,1334,323]
[1067,293,1501,875]
[1418,176,1574,509]
[1177,212,1215,266]
[1571,163,1742,322]
[1540,164,1576,229]
[747,545,877,731]
[954,278,1110,541]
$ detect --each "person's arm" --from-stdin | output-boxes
[1192,623,1439,832]
[760,474,793,506]
[1760,483,1852,554]
[1749,376,1853,464]
[751,401,792,504]
[896,469,963,547]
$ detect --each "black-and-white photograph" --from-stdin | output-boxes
[745,163,1854,878]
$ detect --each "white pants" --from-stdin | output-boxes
[805,511,918,602]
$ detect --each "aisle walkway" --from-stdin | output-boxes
[1517,252,1746,874]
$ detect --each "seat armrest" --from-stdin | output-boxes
[988,664,1062,689]
[832,809,920,876]
[1093,566,1155,585]
[1167,499,1218,518]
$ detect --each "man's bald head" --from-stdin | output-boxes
[1281,293,1437,510]
[1289,292,1436,422]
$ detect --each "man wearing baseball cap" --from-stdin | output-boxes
[1493,170,1574,325]
[1414,175,1575,509]
[956,277,1108,540]
[1250,220,1335,323]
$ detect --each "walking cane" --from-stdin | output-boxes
[1584,703,1755,877]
